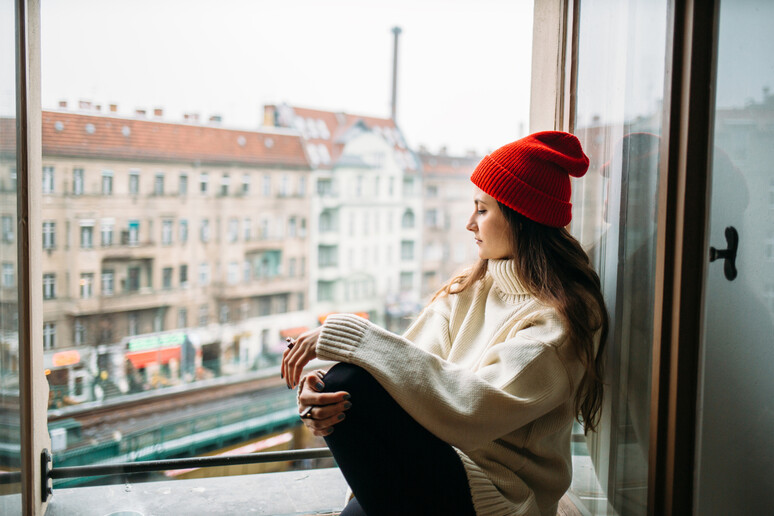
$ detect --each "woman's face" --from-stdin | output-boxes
[466,188,513,260]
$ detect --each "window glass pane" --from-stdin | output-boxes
[0,0,19,501]
[571,0,668,514]
[35,0,533,500]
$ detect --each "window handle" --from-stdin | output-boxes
[709,226,738,281]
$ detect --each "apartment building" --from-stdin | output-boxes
[416,148,480,299]
[263,104,423,332]
[12,109,315,399]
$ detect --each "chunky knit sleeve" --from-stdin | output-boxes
[316,312,574,451]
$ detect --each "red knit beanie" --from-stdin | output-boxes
[470,131,589,227]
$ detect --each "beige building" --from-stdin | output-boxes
[12,109,315,399]
[417,148,481,299]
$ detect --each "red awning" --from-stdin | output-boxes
[280,326,310,339]
[126,346,181,369]
[317,312,369,324]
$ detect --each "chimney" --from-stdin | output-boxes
[95,104,102,112]
[58,100,67,109]
[390,26,402,123]
[109,103,118,113]
[135,109,147,118]
[154,108,163,118]
[439,146,448,156]
[209,115,222,124]
[79,100,92,110]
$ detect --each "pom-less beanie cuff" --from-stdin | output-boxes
[470,131,589,228]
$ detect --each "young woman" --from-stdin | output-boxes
[281,131,608,516]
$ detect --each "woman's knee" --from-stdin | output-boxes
[321,363,380,396]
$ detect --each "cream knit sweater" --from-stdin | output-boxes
[316,259,588,516]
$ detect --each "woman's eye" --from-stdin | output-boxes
[477,210,486,215]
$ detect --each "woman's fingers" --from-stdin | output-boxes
[302,406,349,435]
[298,389,350,407]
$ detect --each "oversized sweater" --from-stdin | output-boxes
[316,259,589,516]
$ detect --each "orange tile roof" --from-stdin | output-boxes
[418,151,480,177]
[265,104,415,169]
[39,111,310,168]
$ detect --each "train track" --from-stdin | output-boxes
[49,371,292,431]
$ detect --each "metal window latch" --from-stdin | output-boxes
[709,226,738,281]
[41,448,52,502]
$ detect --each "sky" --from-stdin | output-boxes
[38,0,535,156]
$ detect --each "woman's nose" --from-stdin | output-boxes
[466,216,476,231]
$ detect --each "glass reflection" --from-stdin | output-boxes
[0,0,20,506]
[570,0,667,514]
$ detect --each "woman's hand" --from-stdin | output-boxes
[297,370,351,436]
[282,326,322,389]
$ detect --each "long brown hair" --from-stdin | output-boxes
[434,202,608,434]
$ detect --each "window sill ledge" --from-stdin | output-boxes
[45,467,347,515]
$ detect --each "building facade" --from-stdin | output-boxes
[24,109,315,401]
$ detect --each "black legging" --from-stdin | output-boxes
[321,363,476,516]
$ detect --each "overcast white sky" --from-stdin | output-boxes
[38,0,534,156]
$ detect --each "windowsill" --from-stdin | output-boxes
[44,468,348,516]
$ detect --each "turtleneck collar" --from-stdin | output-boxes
[487,259,530,298]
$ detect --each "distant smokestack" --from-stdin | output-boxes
[391,26,402,123]
[58,100,67,109]
[154,108,163,118]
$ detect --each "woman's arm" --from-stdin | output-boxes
[314,313,575,451]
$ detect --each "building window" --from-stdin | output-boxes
[127,267,140,292]
[243,218,251,241]
[220,174,229,196]
[262,174,271,196]
[80,273,94,299]
[258,297,271,316]
[2,215,13,243]
[153,309,164,332]
[128,313,138,336]
[154,173,164,195]
[200,219,210,243]
[161,219,173,245]
[400,271,414,292]
[402,209,415,228]
[241,174,250,195]
[42,166,54,194]
[198,304,208,326]
[9,167,16,191]
[355,175,363,197]
[74,320,85,347]
[129,170,140,195]
[101,170,113,195]
[288,257,297,278]
[101,270,114,296]
[180,264,188,286]
[80,224,94,249]
[227,261,239,285]
[179,173,188,195]
[297,292,305,310]
[43,322,56,350]
[426,185,438,197]
[1,262,13,287]
[388,176,395,196]
[177,308,187,329]
[219,304,229,324]
[162,267,173,290]
[243,260,251,283]
[403,177,415,196]
[275,295,288,314]
[228,218,238,243]
[73,168,84,195]
[198,262,210,286]
[317,178,333,196]
[317,281,334,302]
[288,217,297,238]
[298,176,306,197]
[127,220,139,246]
[318,245,338,267]
[43,273,56,300]
[425,209,438,228]
[200,172,209,194]
[101,220,114,247]
[279,175,289,197]
[179,219,188,244]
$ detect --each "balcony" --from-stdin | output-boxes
[211,276,307,300]
[63,289,181,316]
